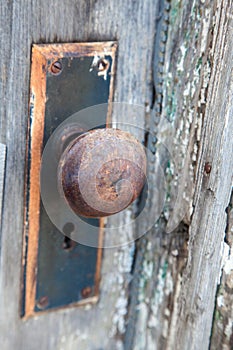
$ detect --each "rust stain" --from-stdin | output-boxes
[94,217,104,298]
[35,41,117,60]
[106,42,117,127]
[24,46,47,317]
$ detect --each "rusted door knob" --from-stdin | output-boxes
[58,128,146,218]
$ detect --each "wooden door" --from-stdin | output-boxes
[0,0,233,349]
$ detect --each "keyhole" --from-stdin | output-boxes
[63,236,72,250]
[62,222,75,250]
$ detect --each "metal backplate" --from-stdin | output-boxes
[21,42,117,317]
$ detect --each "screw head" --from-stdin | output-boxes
[36,295,49,310]
[81,286,92,298]
[97,58,109,72]
[58,129,147,218]
[50,61,62,75]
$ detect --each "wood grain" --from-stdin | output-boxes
[0,0,232,349]
[130,0,233,349]
[0,143,6,231]
[210,191,233,349]
[169,1,233,348]
[0,1,157,349]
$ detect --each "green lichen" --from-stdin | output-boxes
[165,82,177,123]
[166,100,177,122]
[169,0,181,28]
[184,29,190,42]
[196,57,202,72]
[215,309,223,322]
[162,261,168,279]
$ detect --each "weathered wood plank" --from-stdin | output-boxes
[210,191,233,349]
[0,143,6,231]
[130,0,233,349]
[170,0,233,347]
[0,1,157,349]
[1,0,232,349]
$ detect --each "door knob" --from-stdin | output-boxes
[58,128,146,218]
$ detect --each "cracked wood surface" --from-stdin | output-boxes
[210,192,233,349]
[130,0,233,349]
[166,1,233,349]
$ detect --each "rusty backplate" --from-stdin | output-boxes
[21,42,117,317]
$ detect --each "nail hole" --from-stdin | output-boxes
[204,162,212,174]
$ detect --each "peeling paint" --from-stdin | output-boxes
[201,8,211,54]
[177,45,187,72]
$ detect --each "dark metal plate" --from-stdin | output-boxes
[21,42,117,317]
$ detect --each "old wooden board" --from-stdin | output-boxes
[0,0,233,349]
[129,0,233,349]
[210,191,233,349]
[0,1,157,349]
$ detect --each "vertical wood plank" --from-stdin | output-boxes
[0,1,158,349]
[210,191,233,349]
[130,0,233,349]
